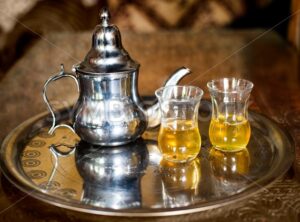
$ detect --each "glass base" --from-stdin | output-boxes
[162,153,198,163]
[212,145,247,153]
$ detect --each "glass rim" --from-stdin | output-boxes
[207,78,254,94]
[155,85,204,101]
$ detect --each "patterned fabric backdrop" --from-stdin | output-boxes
[108,0,265,32]
[0,0,273,33]
[0,0,273,77]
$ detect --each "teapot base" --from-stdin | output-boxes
[82,139,135,147]
[74,123,144,146]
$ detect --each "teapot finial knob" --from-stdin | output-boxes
[100,8,110,27]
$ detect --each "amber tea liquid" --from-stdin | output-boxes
[158,119,201,162]
[209,115,250,152]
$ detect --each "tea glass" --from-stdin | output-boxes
[155,85,203,163]
[207,78,254,152]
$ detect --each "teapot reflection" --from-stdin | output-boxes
[75,138,148,209]
[209,147,250,195]
[160,159,201,207]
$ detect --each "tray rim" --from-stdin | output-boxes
[0,109,295,217]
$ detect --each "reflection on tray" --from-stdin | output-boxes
[75,139,149,209]
[209,147,251,196]
[160,159,201,208]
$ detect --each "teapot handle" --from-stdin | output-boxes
[42,64,79,135]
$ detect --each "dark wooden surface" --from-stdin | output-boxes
[0,29,299,221]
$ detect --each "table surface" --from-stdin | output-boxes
[0,29,300,221]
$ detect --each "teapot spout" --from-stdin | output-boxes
[145,67,191,128]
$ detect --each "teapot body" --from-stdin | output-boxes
[73,70,147,145]
[43,65,190,146]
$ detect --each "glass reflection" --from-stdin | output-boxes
[209,147,250,195]
[75,138,148,209]
[160,158,201,207]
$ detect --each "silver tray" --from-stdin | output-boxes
[0,100,294,217]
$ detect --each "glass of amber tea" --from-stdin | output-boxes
[207,78,254,152]
[155,85,203,163]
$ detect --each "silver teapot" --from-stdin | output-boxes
[43,8,190,146]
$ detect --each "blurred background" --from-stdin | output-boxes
[0,0,292,79]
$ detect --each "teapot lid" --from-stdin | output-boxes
[75,8,139,74]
